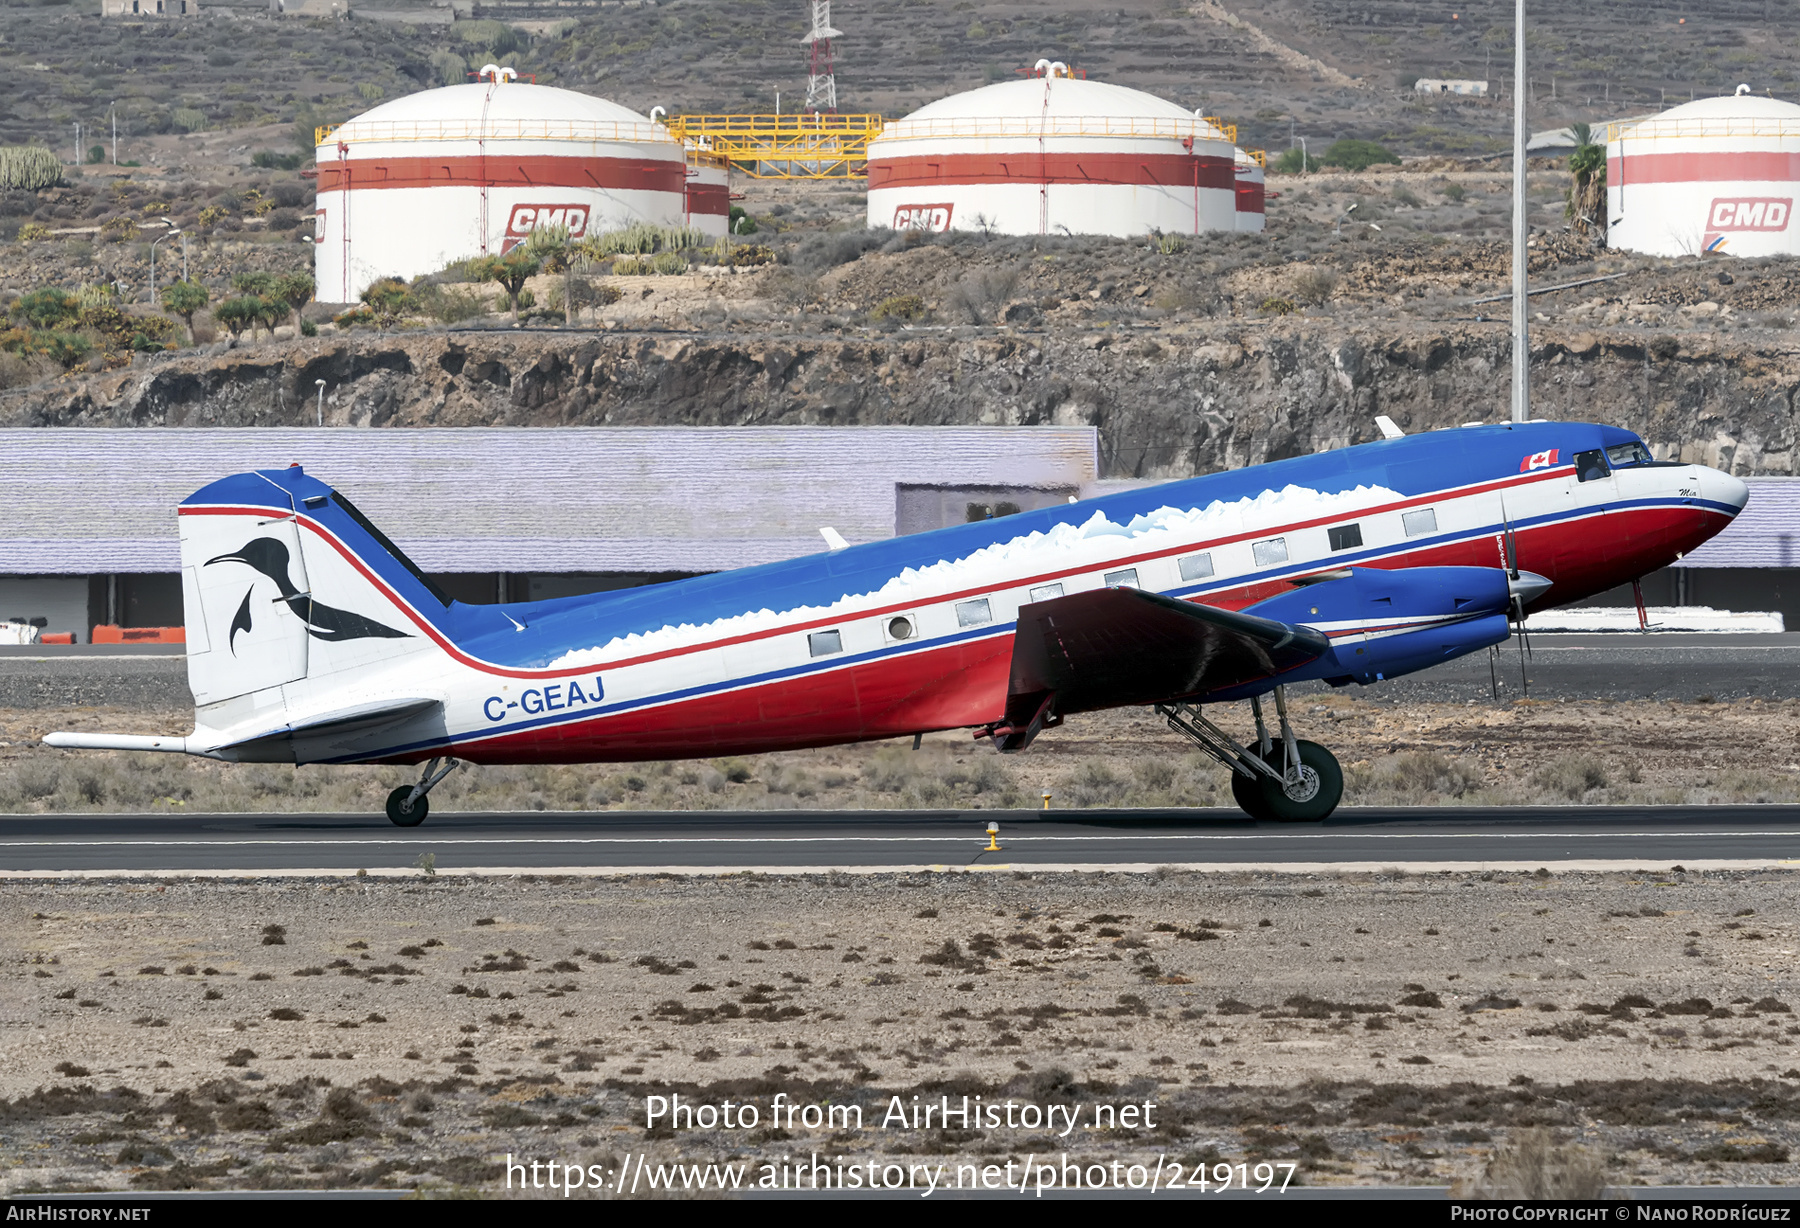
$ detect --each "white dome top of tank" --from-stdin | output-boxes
[328,81,672,144]
[876,72,1230,141]
[902,76,1194,123]
[1615,89,1800,138]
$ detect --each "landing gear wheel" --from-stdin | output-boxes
[1231,756,1275,821]
[385,786,429,828]
[1253,739,1343,823]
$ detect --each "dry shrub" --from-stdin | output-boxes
[1133,757,1178,794]
[1289,266,1338,305]
[1062,761,1126,808]
[946,267,1020,324]
[0,349,57,391]
[1533,754,1608,800]
[1462,1128,1613,1199]
[1371,752,1483,800]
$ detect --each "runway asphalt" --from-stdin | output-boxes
[3,805,1797,875]
[7,633,1800,707]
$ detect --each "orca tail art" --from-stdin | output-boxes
[207,536,409,643]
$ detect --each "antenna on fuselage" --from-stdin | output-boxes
[1509,0,1529,424]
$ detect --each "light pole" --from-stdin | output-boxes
[1510,0,1530,424]
[1334,201,1358,238]
[315,379,326,426]
[160,216,186,283]
[1298,135,1308,173]
[149,227,179,302]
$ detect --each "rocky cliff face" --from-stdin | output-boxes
[6,321,1793,478]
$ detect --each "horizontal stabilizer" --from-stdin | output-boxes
[43,732,193,754]
[44,696,441,761]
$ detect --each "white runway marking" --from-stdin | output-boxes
[2,860,1797,879]
[3,829,1798,848]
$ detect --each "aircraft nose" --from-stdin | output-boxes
[1712,469,1750,514]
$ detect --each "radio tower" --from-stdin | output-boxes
[802,0,840,113]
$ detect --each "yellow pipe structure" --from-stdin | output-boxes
[664,113,885,179]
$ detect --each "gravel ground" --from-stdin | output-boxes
[2,870,1797,1194]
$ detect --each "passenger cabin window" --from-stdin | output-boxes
[1028,583,1063,603]
[808,630,843,657]
[1606,441,1654,468]
[1252,538,1288,567]
[1402,508,1437,537]
[1327,524,1362,552]
[1573,449,1611,483]
[886,616,915,641]
[955,598,993,627]
[1103,568,1139,588]
[1178,553,1214,581]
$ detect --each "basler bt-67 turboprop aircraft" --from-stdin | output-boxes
[46,419,1747,824]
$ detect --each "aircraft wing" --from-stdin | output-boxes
[988,588,1330,751]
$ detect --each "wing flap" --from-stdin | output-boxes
[989,588,1328,750]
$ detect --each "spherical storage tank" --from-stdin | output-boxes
[315,71,687,300]
[1608,87,1800,258]
[866,64,1239,238]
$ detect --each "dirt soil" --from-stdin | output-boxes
[2,870,1796,1194]
[5,696,1800,814]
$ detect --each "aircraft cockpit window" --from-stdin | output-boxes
[808,630,843,657]
[1103,568,1140,588]
[1327,524,1363,552]
[955,598,993,627]
[1573,449,1612,483]
[1252,538,1289,567]
[1178,553,1214,581]
[1605,441,1654,469]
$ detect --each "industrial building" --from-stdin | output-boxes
[865,64,1246,239]
[314,72,720,300]
[1608,87,1800,258]
[0,427,1102,642]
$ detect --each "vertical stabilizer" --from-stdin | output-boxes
[181,476,312,706]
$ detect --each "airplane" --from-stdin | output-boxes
[45,419,1747,825]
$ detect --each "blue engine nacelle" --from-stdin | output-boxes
[1244,566,1514,686]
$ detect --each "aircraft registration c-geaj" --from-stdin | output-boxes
[45,420,1748,825]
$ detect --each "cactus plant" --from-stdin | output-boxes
[0,146,62,192]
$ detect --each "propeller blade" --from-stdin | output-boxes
[1489,643,1500,701]
[1498,495,1520,580]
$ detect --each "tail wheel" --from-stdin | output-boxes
[385,786,429,828]
[1253,739,1343,822]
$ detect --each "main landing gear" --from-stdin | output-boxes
[385,756,461,827]
[1157,685,1344,822]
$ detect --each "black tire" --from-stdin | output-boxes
[1231,760,1274,820]
[1253,739,1343,822]
[386,786,429,828]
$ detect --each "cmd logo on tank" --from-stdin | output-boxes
[502,204,592,252]
[1703,196,1792,252]
[894,203,954,232]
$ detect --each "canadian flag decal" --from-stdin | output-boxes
[1519,449,1560,472]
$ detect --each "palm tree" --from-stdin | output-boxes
[1566,122,1606,237]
